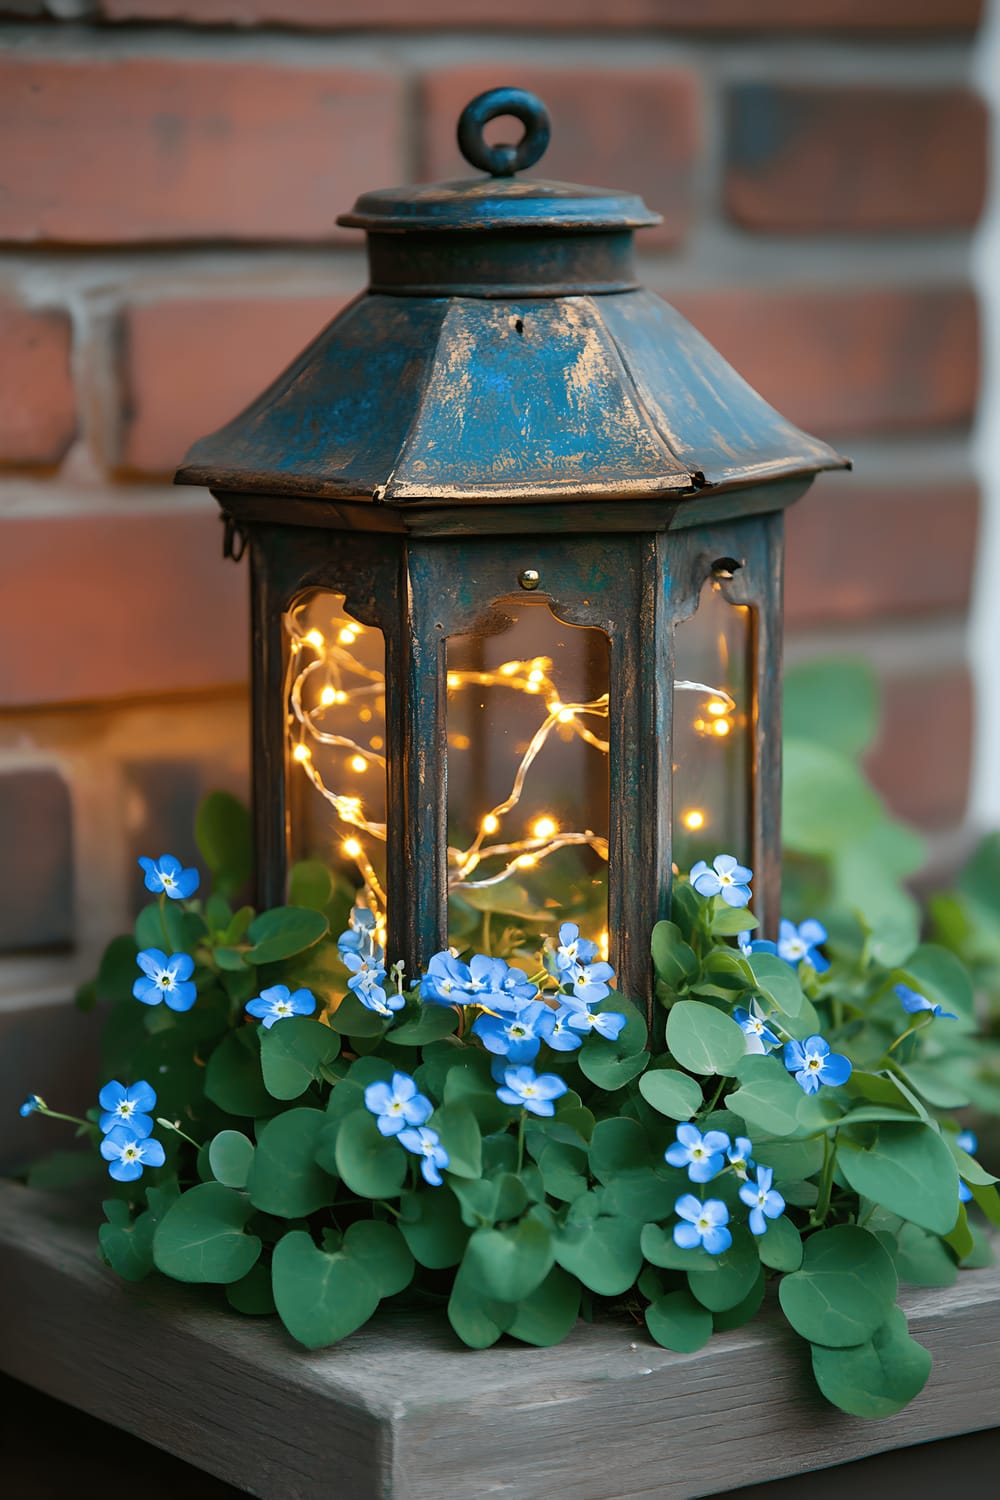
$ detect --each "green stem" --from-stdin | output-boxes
[886,1020,926,1056]
[156,1117,201,1150]
[376,1199,401,1219]
[516,1109,526,1174]
[482,910,493,957]
[701,1076,727,1118]
[158,891,171,947]
[35,1105,91,1130]
[813,1133,837,1224]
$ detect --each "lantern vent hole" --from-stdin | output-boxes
[712,557,743,580]
[514,318,524,336]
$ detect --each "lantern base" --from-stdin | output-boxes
[0,1180,997,1499]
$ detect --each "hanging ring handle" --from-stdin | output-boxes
[457,88,551,178]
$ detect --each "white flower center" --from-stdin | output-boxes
[696,1215,711,1232]
[118,1101,133,1116]
[523,1084,537,1096]
[276,1002,292,1014]
[157,970,173,989]
[807,1056,821,1070]
[719,872,733,886]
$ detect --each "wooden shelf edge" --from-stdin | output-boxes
[0,1181,997,1500]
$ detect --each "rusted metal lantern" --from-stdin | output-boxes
[175,88,847,1014]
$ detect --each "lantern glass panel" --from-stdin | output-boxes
[284,591,387,915]
[445,602,610,955]
[672,578,752,874]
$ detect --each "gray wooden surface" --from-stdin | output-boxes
[1,1180,997,1500]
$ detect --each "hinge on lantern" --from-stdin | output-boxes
[222,512,248,562]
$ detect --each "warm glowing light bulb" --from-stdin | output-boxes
[713,719,731,737]
[557,708,575,724]
[338,627,357,645]
[447,673,461,689]
[599,930,610,962]
[515,854,537,869]
[683,809,705,831]
[532,816,558,840]
[319,685,336,706]
[350,755,368,773]
[528,669,545,685]
[481,814,500,835]
[343,838,363,859]
[359,707,372,722]
[292,744,311,763]
[707,699,728,716]
[305,629,325,650]
[499,661,519,677]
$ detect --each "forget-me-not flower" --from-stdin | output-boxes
[98,1080,156,1138]
[138,854,199,900]
[19,1094,44,1118]
[691,854,752,908]
[398,1125,449,1186]
[738,930,778,958]
[364,1073,432,1137]
[672,1195,732,1255]
[245,984,317,1029]
[957,1129,978,1155]
[564,1005,627,1041]
[342,951,400,1016]
[536,1005,584,1052]
[783,1035,852,1095]
[133,949,197,1012]
[472,1000,551,1063]
[727,1136,754,1179]
[496,1065,568,1118]
[665,1123,731,1183]
[552,922,600,978]
[895,983,957,1021]
[777,919,829,972]
[100,1126,166,1183]
[565,959,616,1006]
[739,1166,786,1235]
[420,951,535,1010]
[734,1004,780,1055]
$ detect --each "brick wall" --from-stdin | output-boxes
[0,3,987,1123]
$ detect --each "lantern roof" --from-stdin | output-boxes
[175,87,848,507]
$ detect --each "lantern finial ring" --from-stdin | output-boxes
[457,88,551,178]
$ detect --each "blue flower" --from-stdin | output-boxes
[895,983,957,1021]
[672,1194,732,1255]
[734,1005,780,1055]
[19,1094,44,1118]
[397,1125,449,1186]
[565,959,615,1006]
[552,922,599,978]
[536,1005,583,1052]
[496,1065,568,1117]
[472,1001,551,1063]
[665,1123,731,1183]
[420,951,538,1010]
[100,1126,166,1183]
[364,1072,432,1137]
[341,951,401,1016]
[727,1136,754,1179]
[691,854,752,908]
[133,949,197,1012]
[738,931,778,958]
[495,963,541,1012]
[783,1035,852,1095]
[777,919,829,972]
[337,909,383,966]
[957,1129,978,1155]
[563,1005,627,1041]
[959,1180,973,1203]
[739,1166,786,1235]
[245,984,317,1028]
[98,1080,156,1138]
[138,854,199,900]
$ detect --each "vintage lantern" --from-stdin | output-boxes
[175,88,847,1014]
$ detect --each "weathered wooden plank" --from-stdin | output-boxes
[0,1180,997,1500]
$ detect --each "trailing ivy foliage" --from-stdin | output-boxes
[31,765,999,1424]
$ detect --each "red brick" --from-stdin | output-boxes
[0,509,247,706]
[668,287,979,436]
[865,669,972,829]
[120,295,345,476]
[0,298,76,467]
[726,85,987,234]
[0,58,403,244]
[420,66,702,248]
[786,480,978,627]
[97,1,983,32]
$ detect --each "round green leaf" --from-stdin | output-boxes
[778,1225,897,1348]
[343,1219,414,1299]
[334,1109,408,1199]
[783,739,882,855]
[687,1228,760,1312]
[746,953,804,1018]
[811,1307,932,1418]
[205,1027,276,1119]
[537,1143,589,1204]
[271,1230,380,1349]
[651,920,698,989]
[451,1173,529,1227]
[447,1259,512,1349]
[328,991,390,1038]
[554,1213,643,1296]
[577,996,649,1089]
[288,859,334,912]
[226,1263,277,1316]
[208,1130,255,1190]
[645,1289,713,1353]
[755,1212,802,1272]
[838,1123,960,1235]
[464,1217,554,1303]
[389,1005,459,1046]
[245,906,329,965]
[895,943,974,1023]
[153,1183,262,1284]
[247,1108,333,1217]
[195,790,252,897]
[725,1056,807,1139]
[398,1187,469,1268]
[893,1222,958,1288]
[638,1069,703,1121]
[666,1001,746,1077]
[589,1117,650,1181]
[506,1265,580,1348]
[712,1267,766,1332]
[428,1102,482,1180]
[99,1202,155,1282]
[259,1016,340,1100]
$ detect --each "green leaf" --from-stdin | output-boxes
[205,1027,277,1119]
[665,1000,746,1076]
[464,1217,554,1303]
[451,1173,529,1226]
[712,1268,766,1332]
[810,1306,931,1418]
[752,1136,823,1181]
[153,1182,262,1284]
[334,1109,408,1199]
[536,1143,589,1204]
[208,1130,255,1190]
[899,1063,970,1109]
[746,953,804,1018]
[638,1069,703,1121]
[328,991,390,1038]
[447,1259,512,1349]
[506,1266,580,1348]
[555,1210,643,1296]
[778,1224,897,1347]
[577,996,648,1089]
[783,739,883,856]
[271,1230,380,1349]
[398,1187,469,1268]
[709,906,758,937]
[755,1213,802,1272]
[838,1123,960,1235]
[640,1222,722,1273]
[247,1108,333,1217]
[645,1289,713,1354]
[429,1102,482,1180]
[288,859,334,912]
[226,1263,277,1316]
[892,1222,958,1288]
[784,657,879,756]
[969,1179,1000,1227]
[725,1055,807,1138]
[651,921,698,989]
[99,1200,155,1282]
[389,1005,459,1046]
[195,791,252,899]
[943,1203,976,1259]
[259,1016,340,1100]
[95,935,140,1005]
[588,1117,651,1180]
[687,1228,760,1312]
[894,943,974,1023]
[245,906,329,966]
[342,1219,414,1299]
